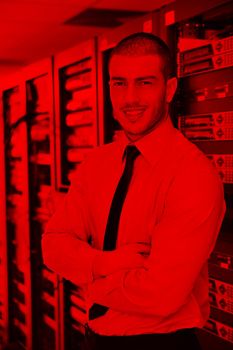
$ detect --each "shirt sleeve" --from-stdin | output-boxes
[88,157,226,317]
[42,159,101,285]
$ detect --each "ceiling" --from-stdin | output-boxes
[0,0,173,78]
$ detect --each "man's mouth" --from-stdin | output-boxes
[122,108,146,121]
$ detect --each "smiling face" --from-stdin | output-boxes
[109,54,177,141]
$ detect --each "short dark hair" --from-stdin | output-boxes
[109,32,173,79]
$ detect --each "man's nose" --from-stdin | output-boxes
[124,84,139,104]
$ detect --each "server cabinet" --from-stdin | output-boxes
[0,91,8,348]
[172,1,233,348]
[54,39,99,191]
[22,59,61,350]
[53,38,99,350]
[0,75,33,349]
[0,59,62,350]
[0,74,21,349]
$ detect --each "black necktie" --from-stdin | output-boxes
[89,145,140,320]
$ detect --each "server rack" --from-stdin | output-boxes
[23,59,61,350]
[53,38,99,350]
[0,73,21,349]
[172,1,233,348]
[54,39,99,191]
[1,76,32,350]
[0,59,62,350]
[0,95,8,347]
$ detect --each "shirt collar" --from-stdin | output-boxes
[117,115,176,166]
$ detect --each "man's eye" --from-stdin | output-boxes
[113,81,125,87]
[138,80,152,86]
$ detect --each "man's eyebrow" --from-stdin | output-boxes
[110,77,126,81]
[136,76,157,80]
[110,76,157,81]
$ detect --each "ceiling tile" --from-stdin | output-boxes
[93,0,174,11]
[0,1,97,22]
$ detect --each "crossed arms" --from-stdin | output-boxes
[42,160,225,318]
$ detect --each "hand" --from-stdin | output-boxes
[93,242,151,279]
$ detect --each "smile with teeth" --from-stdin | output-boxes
[123,108,146,119]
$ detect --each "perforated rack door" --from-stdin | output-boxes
[1,79,32,350]
[0,59,63,350]
[23,58,62,350]
[0,79,9,349]
[54,38,99,191]
[53,38,99,350]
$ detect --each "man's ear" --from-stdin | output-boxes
[166,77,177,103]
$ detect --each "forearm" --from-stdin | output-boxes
[42,232,148,285]
[42,170,100,285]
[42,232,102,285]
[88,267,177,317]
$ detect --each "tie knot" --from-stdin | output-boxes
[124,145,140,162]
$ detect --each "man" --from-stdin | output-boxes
[42,33,226,350]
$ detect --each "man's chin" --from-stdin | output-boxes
[124,129,144,142]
